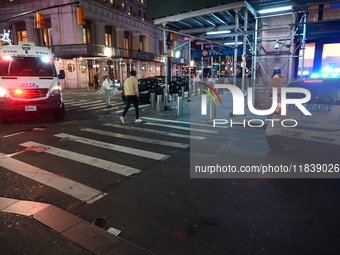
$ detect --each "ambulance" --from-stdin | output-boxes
[266,78,340,153]
[0,41,65,124]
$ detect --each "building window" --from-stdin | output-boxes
[124,31,131,57]
[82,28,92,43]
[308,4,340,22]
[105,26,113,46]
[122,3,126,10]
[105,33,112,46]
[159,40,163,55]
[127,5,132,16]
[307,6,319,22]
[124,31,130,49]
[17,30,27,42]
[299,43,315,76]
[139,11,146,21]
[139,35,145,51]
[43,28,52,46]
[323,3,340,21]
[82,20,92,43]
[322,43,340,73]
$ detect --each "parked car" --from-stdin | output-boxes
[121,77,164,103]
[266,78,340,154]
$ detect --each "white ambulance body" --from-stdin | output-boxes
[266,78,340,154]
[0,41,65,124]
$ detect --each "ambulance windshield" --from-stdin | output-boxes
[0,56,56,77]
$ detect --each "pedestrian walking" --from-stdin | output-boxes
[268,67,284,119]
[94,74,99,90]
[271,67,283,95]
[100,75,113,107]
[169,76,180,109]
[120,70,141,124]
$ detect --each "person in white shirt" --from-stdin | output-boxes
[100,75,113,107]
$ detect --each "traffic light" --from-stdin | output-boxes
[77,7,86,25]
[35,12,45,29]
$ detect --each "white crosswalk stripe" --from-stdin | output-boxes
[103,123,206,140]
[66,100,103,108]
[142,117,227,129]
[20,141,141,176]
[64,100,87,105]
[77,102,122,111]
[144,122,218,133]
[54,133,169,160]
[0,153,106,204]
[81,128,190,148]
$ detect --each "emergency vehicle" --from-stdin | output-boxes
[0,41,65,124]
[266,78,340,153]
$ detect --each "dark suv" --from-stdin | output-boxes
[121,77,164,103]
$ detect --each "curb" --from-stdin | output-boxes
[0,197,154,255]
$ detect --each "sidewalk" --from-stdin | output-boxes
[0,197,154,255]
[142,90,269,129]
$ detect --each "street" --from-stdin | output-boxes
[1,90,340,255]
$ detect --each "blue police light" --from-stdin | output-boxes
[310,72,340,78]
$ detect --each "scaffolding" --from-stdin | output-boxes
[158,2,307,107]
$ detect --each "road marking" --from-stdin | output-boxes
[114,104,150,113]
[64,100,87,105]
[63,99,82,103]
[3,131,26,138]
[0,153,106,204]
[103,123,205,140]
[54,133,169,160]
[142,117,227,128]
[144,122,218,133]
[65,100,103,107]
[60,120,79,125]
[20,141,141,176]
[81,128,189,148]
[77,102,123,111]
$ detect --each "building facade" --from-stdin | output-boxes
[0,0,189,89]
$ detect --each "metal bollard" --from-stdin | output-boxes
[177,96,183,116]
[163,88,168,105]
[181,86,185,98]
[150,92,156,108]
[209,97,216,120]
[172,93,179,109]
[156,94,162,112]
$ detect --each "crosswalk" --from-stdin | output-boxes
[64,99,122,112]
[1,116,217,206]
[64,98,152,115]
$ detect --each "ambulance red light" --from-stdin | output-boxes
[14,89,23,95]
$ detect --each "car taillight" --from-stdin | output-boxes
[274,102,281,115]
